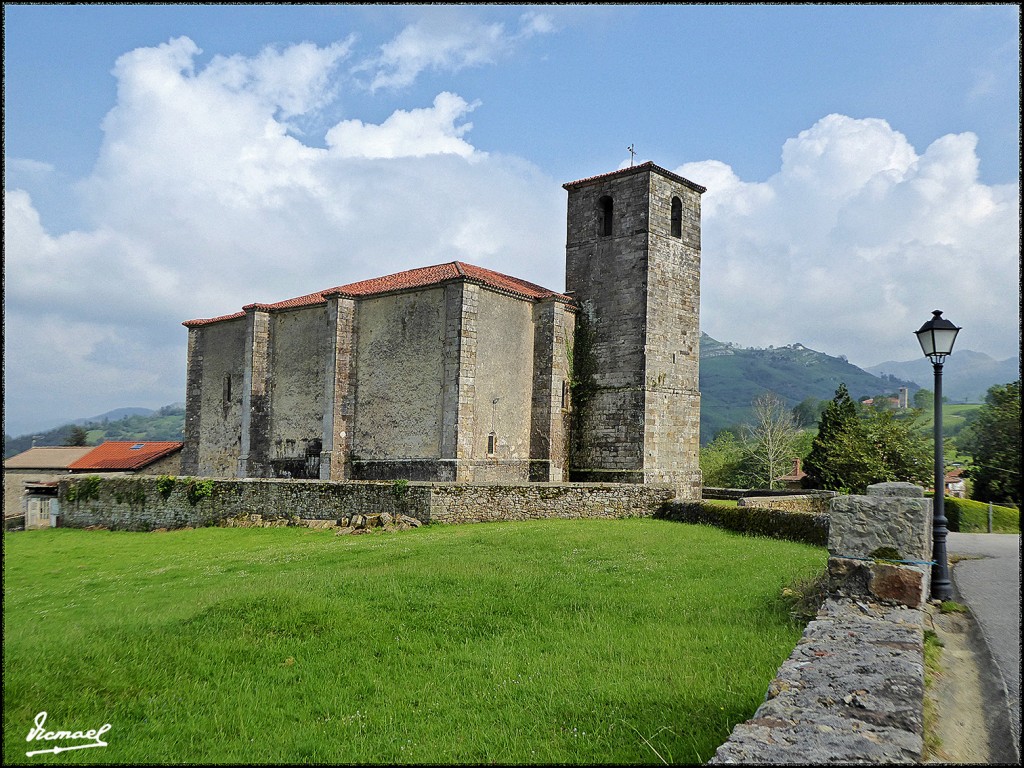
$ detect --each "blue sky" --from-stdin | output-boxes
[3,4,1020,436]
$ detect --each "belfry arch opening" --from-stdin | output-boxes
[671,196,682,238]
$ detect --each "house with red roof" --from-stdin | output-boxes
[67,441,183,474]
[775,458,808,489]
[4,442,182,529]
[181,163,705,495]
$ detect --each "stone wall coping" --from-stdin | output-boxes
[867,482,925,498]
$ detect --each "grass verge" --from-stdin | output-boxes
[922,628,944,760]
[3,519,825,764]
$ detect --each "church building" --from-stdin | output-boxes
[181,162,704,497]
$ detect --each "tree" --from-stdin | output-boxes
[699,430,748,488]
[65,426,88,447]
[913,389,934,410]
[792,396,826,428]
[742,392,800,489]
[804,384,938,493]
[802,384,876,493]
[862,407,931,487]
[959,380,1021,505]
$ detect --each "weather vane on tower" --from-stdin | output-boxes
[627,144,636,166]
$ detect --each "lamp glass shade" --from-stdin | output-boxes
[915,310,960,360]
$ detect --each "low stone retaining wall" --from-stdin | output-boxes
[710,598,925,764]
[738,493,836,515]
[703,487,836,502]
[427,483,674,524]
[55,476,674,531]
[710,483,933,764]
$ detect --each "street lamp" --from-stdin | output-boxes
[915,310,961,601]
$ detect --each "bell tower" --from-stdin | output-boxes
[564,162,703,498]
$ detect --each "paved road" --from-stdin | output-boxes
[946,532,1021,761]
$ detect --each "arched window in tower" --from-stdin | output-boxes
[671,196,682,238]
[598,195,613,237]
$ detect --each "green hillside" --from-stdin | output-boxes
[4,405,185,459]
[699,334,918,442]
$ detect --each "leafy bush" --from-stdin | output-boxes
[185,479,215,506]
[65,475,102,504]
[156,475,176,499]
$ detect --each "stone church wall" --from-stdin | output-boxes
[470,289,536,479]
[352,287,447,465]
[267,306,330,477]
[564,165,703,497]
[642,173,701,493]
[183,317,246,477]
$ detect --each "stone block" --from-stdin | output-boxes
[828,557,928,608]
[828,492,932,562]
[867,482,924,498]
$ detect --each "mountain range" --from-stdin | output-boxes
[866,350,1019,404]
[4,339,1017,456]
[698,334,922,442]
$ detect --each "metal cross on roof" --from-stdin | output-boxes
[627,144,636,166]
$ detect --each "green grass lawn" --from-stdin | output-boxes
[3,519,825,765]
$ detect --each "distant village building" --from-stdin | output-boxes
[4,447,93,528]
[4,442,183,529]
[944,468,967,499]
[775,457,808,489]
[181,163,704,497]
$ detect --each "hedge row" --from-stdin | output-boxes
[943,497,1020,533]
[657,501,829,547]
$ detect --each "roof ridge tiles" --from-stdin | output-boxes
[563,161,706,193]
[183,261,573,327]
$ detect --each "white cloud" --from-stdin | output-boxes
[358,13,554,91]
[326,92,481,159]
[679,114,1020,369]
[3,37,565,435]
[3,34,1018,437]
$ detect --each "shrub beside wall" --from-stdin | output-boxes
[657,500,829,547]
[943,496,1020,533]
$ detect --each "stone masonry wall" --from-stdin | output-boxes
[563,164,702,497]
[182,317,247,477]
[711,482,933,763]
[710,599,925,764]
[56,476,674,531]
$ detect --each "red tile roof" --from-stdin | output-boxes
[67,441,183,471]
[184,261,573,327]
[563,161,707,194]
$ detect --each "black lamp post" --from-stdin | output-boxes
[914,309,961,601]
